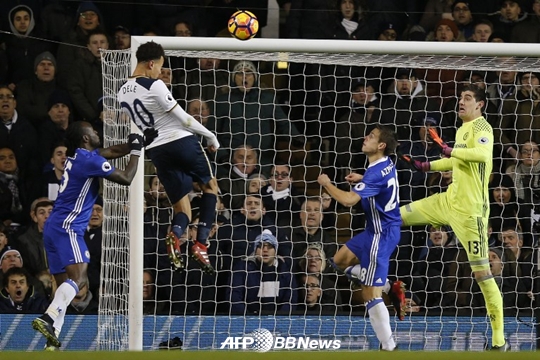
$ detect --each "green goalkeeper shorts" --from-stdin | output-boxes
[400,192,490,271]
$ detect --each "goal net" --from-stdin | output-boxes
[100,37,540,351]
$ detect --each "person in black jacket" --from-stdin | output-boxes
[0,267,49,313]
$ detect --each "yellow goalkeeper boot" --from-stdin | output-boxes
[165,232,184,271]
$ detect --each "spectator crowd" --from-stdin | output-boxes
[0,0,538,318]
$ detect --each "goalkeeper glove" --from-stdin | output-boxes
[143,128,158,147]
[128,133,144,156]
[428,128,452,157]
[398,152,430,172]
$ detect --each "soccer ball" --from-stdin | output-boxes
[228,10,259,41]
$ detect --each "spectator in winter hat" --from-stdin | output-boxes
[232,60,258,93]
[114,25,131,50]
[378,23,398,41]
[434,18,460,41]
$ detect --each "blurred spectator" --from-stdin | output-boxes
[70,29,108,122]
[297,273,341,314]
[113,25,131,50]
[15,52,60,129]
[38,90,72,166]
[0,84,40,182]
[17,197,52,279]
[187,98,213,127]
[511,0,540,42]
[489,32,506,42]
[488,247,530,309]
[292,197,338,260]
[217,194,291,266]
[247,174,268,194]
[335,79,377,180]
[497,72,540,162]
[427,17,463,42]
[143,270,162,314]
[452,1,475,40]
[261,162,304,228]
[228,230,297,315]
[84,197,103,298]
[40,1,80,44]
[67,284,98,314]
[179,58,229,103]
[488,173,530,238]
[499,224,535,294]
[0,267,48,313]
[213,61,302,173]
[0,147,27,226]
[490,0,528,42]
[419,0,454,34]
[412,225,458,308]
[507,141,540,233]
[5,5,51,87]
[471,19,494,42]
[427,170,453,195]
[377,23,399,41]
[372,68,439,142]
[41,143,66,201]
[397,113,444,202]
[285,0,337,39]
[0,224,8,253]
[0,247,46,296]
[56,1,105,89]
[217,145,261,211]
[331,0,373,40]
[487,69,517,115]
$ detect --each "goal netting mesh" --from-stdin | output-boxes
[99,38,539,351]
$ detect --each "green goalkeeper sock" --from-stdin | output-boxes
[477,276,505,347]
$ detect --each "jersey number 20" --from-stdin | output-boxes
[121,99,154,130]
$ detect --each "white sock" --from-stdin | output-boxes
[367,298,395,351]
[383,279,391,294]
[45,279,79,335]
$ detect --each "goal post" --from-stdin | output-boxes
[100,37,540,351]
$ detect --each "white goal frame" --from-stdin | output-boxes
[120,36,540,350]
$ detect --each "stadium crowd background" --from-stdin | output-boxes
[0,0,538,318]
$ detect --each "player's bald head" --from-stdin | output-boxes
[65,121,94,156]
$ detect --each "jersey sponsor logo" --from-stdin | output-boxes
[463,132,469,140]
[165,93,174,103]
[102,162,112,172]
[354,182,365,191]
[478,137,489,144]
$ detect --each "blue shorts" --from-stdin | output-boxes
[43,221,91,275]
[147,135,214,204]
[345,226,400,286]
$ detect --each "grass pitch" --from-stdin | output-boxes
[1,351,539,360]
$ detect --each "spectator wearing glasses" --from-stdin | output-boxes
[113,25,131,50]
[451,1,475,40]
[261,162,305,228]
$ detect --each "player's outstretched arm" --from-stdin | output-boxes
[105,134,143,185]
[318,174,360,208]
[169,104,220,149]
[98,143,130,159]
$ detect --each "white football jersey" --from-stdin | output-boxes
[118,77,193,149]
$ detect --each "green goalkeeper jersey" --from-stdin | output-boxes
[430,116,493,218]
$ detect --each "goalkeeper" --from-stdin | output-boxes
[400,84,508,351]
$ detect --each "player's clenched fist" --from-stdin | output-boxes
[345,173,363,183]
[143,128,158,146]
[128,133,144,156]
[317,174,332,187]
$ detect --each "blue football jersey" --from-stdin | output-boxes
[352,156,401,232]
[47,148,115,233]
